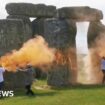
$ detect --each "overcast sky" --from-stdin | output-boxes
[0,0,105,54]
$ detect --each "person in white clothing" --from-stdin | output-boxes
[101,57,105,83]
[0,66,5,90]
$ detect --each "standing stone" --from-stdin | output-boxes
[86,49,103,84]
[32,18,77,86]
[0,19,32,89]
[32,18,76,48]
[47,64,70,86]
[0,19,31,53]
[87,21,105,84]
[67,47,77,84]
[58,6,103,21]
[88,21,105,48]
[32,18,45,37]
[7,15,32,39]
[6,3,56,18]
[7,15,30,22]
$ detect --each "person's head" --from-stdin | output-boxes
[0,64,3,67]
[26,64,32,69]
[19,66,24,69]
[102,57,105,59]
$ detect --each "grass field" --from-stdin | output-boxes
[0,80,105,105]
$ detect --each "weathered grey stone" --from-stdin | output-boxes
[32,18,45,37]
[47,48,77,86]
[47,64,70,86]
[0,19,32,89]
[7,15,30,23]
[4,69,36,89]
[7,15,32,39]
[87,21,105,48]
[32,18,77,48]
[6,3,56,18]
[4,71,25,89]
[32,18,77,86]
[0,19,32,55]
[87,21,105,84]
[58,6,103,21]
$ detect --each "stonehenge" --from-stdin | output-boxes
[0,3,104,88]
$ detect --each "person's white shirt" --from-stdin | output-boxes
[0,67,5,83]
[101,59,105,70]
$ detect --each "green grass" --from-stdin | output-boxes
[0,80,105,105]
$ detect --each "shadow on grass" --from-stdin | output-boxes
[35,91,57,97]
[51,84,105,91]
[13,84,105,96]
[2,84,105,99]
[13,89,57,98]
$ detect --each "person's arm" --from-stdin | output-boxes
[0,67,5,72]
[32,68,36,78]
[18,68,28,72]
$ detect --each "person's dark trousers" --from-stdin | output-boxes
[102,70,105,84]
[0,82,4,98]
[25,84,34,95]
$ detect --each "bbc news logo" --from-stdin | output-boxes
[0,91,14,97]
